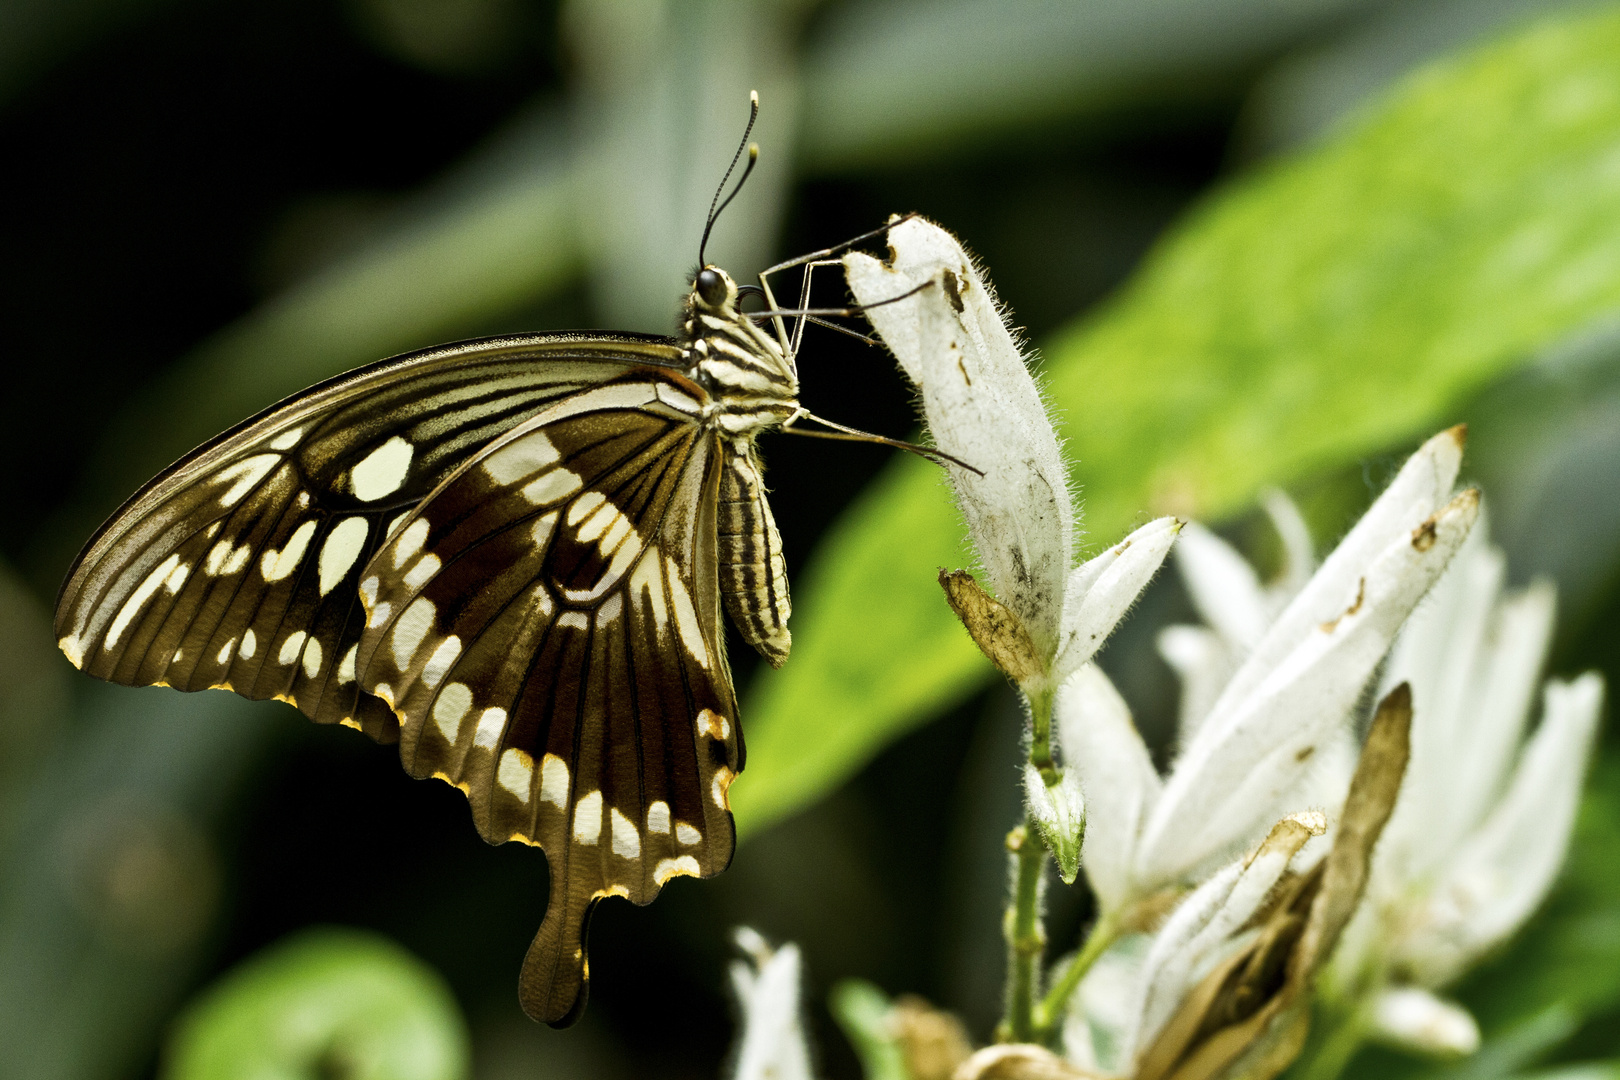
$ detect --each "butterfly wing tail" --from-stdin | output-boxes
[520,868,599,1028]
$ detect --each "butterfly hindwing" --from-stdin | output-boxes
[354,373,742,1026]
[54,334,685,743]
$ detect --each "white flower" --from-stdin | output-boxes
[728,928,815,1080]
[1058,429,1480,914]
[1327,520,1605,1053]
[847,218,1178,876]
[844,217,1179,695]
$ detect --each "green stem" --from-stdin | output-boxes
[1294,1002,1369,1080]
[1001,822,1048,1044]
[1032,906,1122,1042]
[1028,689,1056,775]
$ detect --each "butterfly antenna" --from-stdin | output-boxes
[699,91,761,267]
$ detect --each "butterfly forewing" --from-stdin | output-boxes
[54,333,685,744]
[353,373,741,1026]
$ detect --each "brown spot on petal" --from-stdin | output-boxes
[1319,578,1366,632]
[1412,518,1438,551]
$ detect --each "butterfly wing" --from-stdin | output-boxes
[354,373,741,1027]
[54,332,685,742]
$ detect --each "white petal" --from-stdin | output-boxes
[1053,516,1180,682]
[1207,427,1463,723]
[1157,625,1236,744]
[1261,489,1316,599]
[1062,934,1152,1076]
[1369,988,1480,1056]
[1131,817,1320,1058]
[1057,664,1161,913]
[1403,673,1604,985]
[846,218,1072,655]
[728,929,815,1080]
[1122,860,1243,1060]
[1133,489,1479,889]
[1174,521,1270,652]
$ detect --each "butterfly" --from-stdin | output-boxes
[52,96,947,1027]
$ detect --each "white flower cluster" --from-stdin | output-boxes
[717,218,1605,1080]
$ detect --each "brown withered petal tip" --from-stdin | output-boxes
[938,569,1044,683]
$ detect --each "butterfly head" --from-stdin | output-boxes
[691,265,738,313]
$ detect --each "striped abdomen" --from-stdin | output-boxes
[717,440,791,667]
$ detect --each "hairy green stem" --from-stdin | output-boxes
[1032,907,1122,1042]
[1001,823,1049,1043]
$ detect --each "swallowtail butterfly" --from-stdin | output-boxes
[52,96,942,1027]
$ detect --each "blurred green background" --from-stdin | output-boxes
[6,1,1620,1078]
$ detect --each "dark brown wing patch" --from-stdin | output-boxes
[54,337,681,742]
[354,376,741,1027]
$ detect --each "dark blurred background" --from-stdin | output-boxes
[4,1,1620,1078]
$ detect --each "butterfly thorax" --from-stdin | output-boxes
[682,265,794,668]
[681,266,799,438]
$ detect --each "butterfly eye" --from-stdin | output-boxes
[695,268,728,306]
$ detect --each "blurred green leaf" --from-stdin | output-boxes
[829,979,910,1080]
[163,927,468,1080]
[734,4,1620,837]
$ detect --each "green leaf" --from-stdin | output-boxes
[829,979,911,1080]
[733,5,1620,838]
[162,928,469,1080]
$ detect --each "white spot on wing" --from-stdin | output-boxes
[566,491,606,526]
[498,748,534,801]
[483,432,560,484]
[107,553,181,648]
[278,630,307,665]
[217,638,236,665]
[473,708,505,749]
[646,801,670,834]
[318,517,369,595]
[654,856,701,885]
[268,427,303,451]
[164,562,190,594]
[420,635,461,689]
[221,545,251,575]
[667,556,710,669]
[216,454,279,507]
[631,550,668,638]
[521,469,582,506]
[573,790,603,844]
[433,683,472,742]
[302,637,323,679]
[240,628,257,659]
[261,520,317,582]
[540,754,570,808]
[337,644,357,684]
[531,511,558,549]
[351,436,413,501]
[390,597,435,668]
[711,767,734,811]
[597,594,623,628]
[392,518,429,568]
[676,823,702,846]
[58,634,85,668]
[697,708,730,741]
[204,540,231,575]
[557,611,589,632]
[610,808,640,859]
[403,553,440,590]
